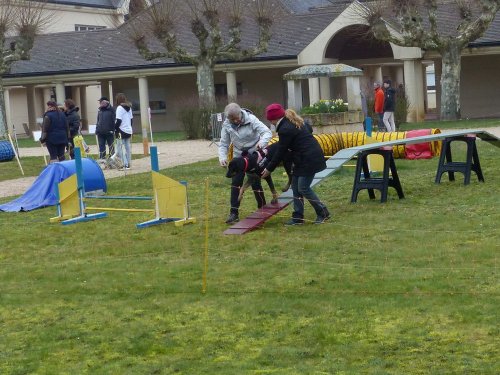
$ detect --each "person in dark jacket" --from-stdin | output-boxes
[261,103,330,225]
[64,99,81,159]
[40,101,70,163]
[383,79,397,132]
[96,96,116,159]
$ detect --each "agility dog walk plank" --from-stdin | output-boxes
[223,201,291,235]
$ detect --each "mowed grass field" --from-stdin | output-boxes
[0,136,498,373]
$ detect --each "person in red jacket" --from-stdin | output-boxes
[373,82,385,131]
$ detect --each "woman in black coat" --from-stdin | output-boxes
[40,101,70,162]
[262,104,330,225]
[64,99,81,159]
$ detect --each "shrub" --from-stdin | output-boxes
[301,99,348,115]
[176,97,212,139]
[395,86,410,128]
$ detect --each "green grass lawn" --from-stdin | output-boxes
[0,139,498,373]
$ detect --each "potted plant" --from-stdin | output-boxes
[301,99,356,134]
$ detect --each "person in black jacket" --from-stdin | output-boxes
[95,96,116,159]
[40,101,70,163]
[64,99,81,159]
[383,79,397,132]
[261,103,330,225]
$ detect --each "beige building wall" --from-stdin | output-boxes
[461,55,500,118]
[40,4,125,33]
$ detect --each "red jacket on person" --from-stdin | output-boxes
[374,87,385,114]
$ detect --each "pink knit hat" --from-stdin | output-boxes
[265,103,285,121]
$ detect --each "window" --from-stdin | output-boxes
[75,25,107,32]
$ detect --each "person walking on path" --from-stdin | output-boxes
[383,79,397,132]
[95,96,116,160]
[374,82,385,132]
[40,101,70,163]
[218,102,272,224]
[261,103,330,225]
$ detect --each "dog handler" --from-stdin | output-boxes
[261,104,330,225]
[218,102,272,224]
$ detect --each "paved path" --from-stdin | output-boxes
[0,140,218,198]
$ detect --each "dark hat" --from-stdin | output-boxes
[265,103,285,121]
[98,96,109,102]
[384,79,392,85]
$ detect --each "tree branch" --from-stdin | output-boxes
[457,0,500,46]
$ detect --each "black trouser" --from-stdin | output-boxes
[97,132,115,159]
[46,142,66,161]
[69,137,75,159]
[230,171,266,214]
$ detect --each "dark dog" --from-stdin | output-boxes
[226,142,293,204]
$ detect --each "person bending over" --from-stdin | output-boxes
[218,102,272,224]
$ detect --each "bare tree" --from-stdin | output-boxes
[130,0,277,110]
[357,0,499,120]
[0,0,50,137]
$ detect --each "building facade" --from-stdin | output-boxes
[4,0,500,141]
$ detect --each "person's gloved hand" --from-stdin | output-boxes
[220,159,227,167]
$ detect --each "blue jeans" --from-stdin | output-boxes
[291,174,328,220]
[118,137,132,167]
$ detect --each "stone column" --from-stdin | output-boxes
[346,76,362,111]
[374,66,383,84]
[71,86,80,103]
[287,80,302,111]
[403,59,425,122]
[100,80,111,103]
[138,76,150,155]
[396,66,404,87]
[55,82,65,104]
[4,88,12,135]
[308,78,320,105]
[80,86,88,130]
[225,71,237,102]
[434,60,442,116]
[319,77,331,100]
[26,85,37,133]
[42,88,51,104]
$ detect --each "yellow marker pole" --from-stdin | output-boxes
[8,133,24,175]
[40,141,47,166]
[202,177,209,294]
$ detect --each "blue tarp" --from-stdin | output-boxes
[0,159,106,212]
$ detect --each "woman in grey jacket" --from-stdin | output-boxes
[218,102,272,224]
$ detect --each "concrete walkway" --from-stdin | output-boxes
[0,140,218,198]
